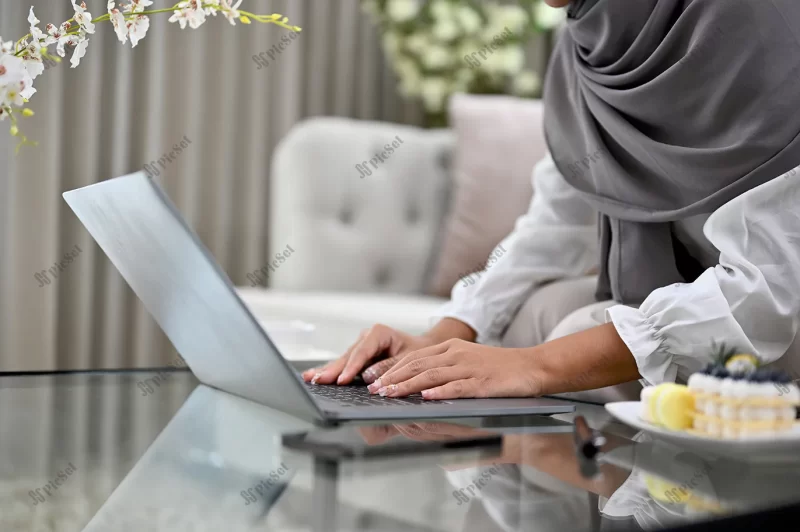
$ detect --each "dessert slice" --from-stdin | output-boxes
[640,383,696,431]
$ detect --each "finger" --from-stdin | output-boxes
[379,342,450,382]
[304,330,368,383]
[339,326,394,385]
[420,379,483,400]
[303,365,329,381]
[374,365,469,398]
[305,357,348,385]
[368,350,454,393]
[302,361,331,381]
[361,356,401,384]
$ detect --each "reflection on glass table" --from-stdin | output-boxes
[3,370,800,532]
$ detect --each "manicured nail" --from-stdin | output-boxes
[337,375,345,384]
[367,378,382,393]
[421,389,433,399]
[378,384,398,397]
[311,373,322,385]
[362,368,376,382]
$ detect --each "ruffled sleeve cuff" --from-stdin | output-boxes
[606,304,679,386]
[605,270,759,386]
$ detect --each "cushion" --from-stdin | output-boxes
[427,94,548,297]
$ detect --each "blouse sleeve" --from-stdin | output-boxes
[432,153,598,345]
[607,168,800,385]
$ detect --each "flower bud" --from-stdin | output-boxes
[10,125,19,136]
[22,109,35,117]
[240,15,251,24]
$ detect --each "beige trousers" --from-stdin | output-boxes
[500,276,800,402]
[501,276,642,402]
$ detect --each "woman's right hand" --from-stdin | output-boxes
[301,324,439,385]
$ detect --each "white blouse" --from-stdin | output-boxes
[435,154,800,385]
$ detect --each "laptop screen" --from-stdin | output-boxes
[63,172,321,421]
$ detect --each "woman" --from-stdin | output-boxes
[303,0,800,399]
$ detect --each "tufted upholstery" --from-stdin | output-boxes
[268,117,454,294]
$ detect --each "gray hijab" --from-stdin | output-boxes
[544,0,800,304]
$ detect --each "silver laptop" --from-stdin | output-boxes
[63,172,575,423]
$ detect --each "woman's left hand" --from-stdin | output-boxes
[366,339,541,400]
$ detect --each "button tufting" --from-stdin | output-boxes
[374,266,391,286]
[339,208,354,225]
[437,150,451,170]
[406,205,420,224]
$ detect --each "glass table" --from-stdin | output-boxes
[2,368,800,532]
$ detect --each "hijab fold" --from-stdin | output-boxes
[544,0,800,304]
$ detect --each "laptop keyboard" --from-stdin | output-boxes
[305,382,451,407]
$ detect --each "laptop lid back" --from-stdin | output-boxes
[63,172,323,422]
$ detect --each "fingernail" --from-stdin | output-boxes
[367,378,382,393]
[337,375,345,384]
[362,368,375,382]
[311,373,322,385]
[421,389,432,399]
[378,384,397,397]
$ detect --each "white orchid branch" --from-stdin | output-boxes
[0,1,301,152]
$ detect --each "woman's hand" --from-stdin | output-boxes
[302,318,477,386]
[366,339,542,399]
[302,324,438,385]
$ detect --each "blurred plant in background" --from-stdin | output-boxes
[362,0,564,126]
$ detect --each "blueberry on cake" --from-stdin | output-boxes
[688,366,799,438]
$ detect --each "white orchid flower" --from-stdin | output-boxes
[203,0,222,16]
[1,85,25,109]
[128,0,154,13]
[0,39,14,55]
[169,0,208,30]
[2,0,299,150]
[107,1,152,47]
[28,8,52,47]
[52,22,77,57]
[127,15,150,47]
[0,69,35,106]
[71,39,90,68]
[220,0,244,25]
[71,1,96,34]
[55,33,76,58]
[108,2,129,43]
[22,55,45,80]
[0,54,26,86]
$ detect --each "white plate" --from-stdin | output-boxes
[605,401,800,462]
